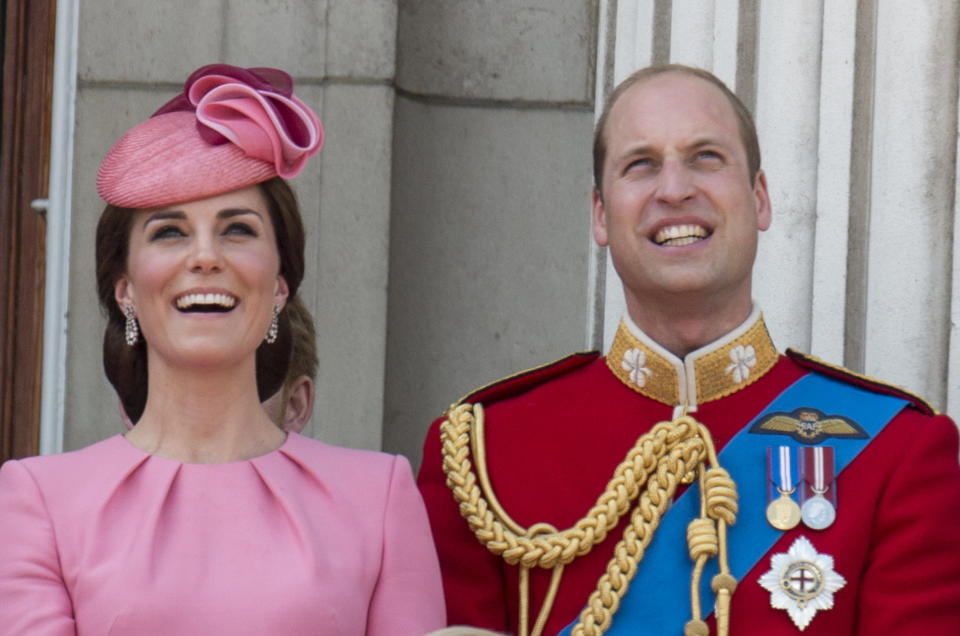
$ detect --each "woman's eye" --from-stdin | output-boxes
[149,225,185,241]
[224,222,258,237]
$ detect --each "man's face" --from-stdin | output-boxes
[592,72,770,315]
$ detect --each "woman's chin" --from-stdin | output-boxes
[152,340,258,372]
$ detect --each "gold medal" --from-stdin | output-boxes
[766,446,801,530]
[766,488,802,530]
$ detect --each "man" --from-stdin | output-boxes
[417,65,960,635]
[262,296,317,433]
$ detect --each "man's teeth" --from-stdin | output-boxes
[176,293,236,309]
[661,236,701,247]
[654,224,709,246]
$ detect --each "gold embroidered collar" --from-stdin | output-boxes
[606,308,779,407]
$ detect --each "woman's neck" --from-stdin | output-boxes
[125,357,286,464]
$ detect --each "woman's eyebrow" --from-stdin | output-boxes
[218,208,264,222]
[142,210,186,230]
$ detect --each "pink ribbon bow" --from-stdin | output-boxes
[154,64,323,178]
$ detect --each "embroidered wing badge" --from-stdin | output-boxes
[750,408,868,444]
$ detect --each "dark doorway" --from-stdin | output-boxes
[1,0,56,463]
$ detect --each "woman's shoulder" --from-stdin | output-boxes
[1,435,133,484]
[279,433,415,492]
[283,432,408,466]
[0,435,140,524]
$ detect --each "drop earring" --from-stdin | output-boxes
[124,305,139,346]
[265,304,280,344]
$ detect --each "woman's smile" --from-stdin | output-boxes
[115,185,288,370]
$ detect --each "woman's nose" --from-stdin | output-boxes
[186,234,224,272]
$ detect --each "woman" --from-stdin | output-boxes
[0,64,445,635]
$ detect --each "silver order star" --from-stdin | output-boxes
[724,344,757,383]
[621,347,652,388]
[758,535,846,631]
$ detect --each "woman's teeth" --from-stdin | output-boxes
[176,293,236,310]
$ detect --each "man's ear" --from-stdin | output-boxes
[591,187,609,247]
[754,169,772,232]
[282,375,314,434]
[274,275,290,311]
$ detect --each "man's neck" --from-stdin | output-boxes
[624,293,754,359]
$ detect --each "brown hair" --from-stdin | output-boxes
[592,64,761,196]
[275,295,318,410]
[96,176,306,422]
[283,296,317,382]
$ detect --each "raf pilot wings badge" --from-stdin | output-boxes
[749,407,869,444]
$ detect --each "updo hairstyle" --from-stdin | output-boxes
[95,176,305,423]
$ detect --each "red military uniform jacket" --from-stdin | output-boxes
[417,310,960,634]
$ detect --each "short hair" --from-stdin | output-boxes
[279,296,317,396]
[96,176,305,422]
[592,64,761,195]
[283,297,317,382]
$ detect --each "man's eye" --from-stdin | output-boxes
[149,225,185,241]
[627,157,653,170]
[695,150,722,162]
[225,222,258,237]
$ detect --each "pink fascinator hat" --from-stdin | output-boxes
[97,64,324,208]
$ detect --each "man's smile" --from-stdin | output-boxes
[652,223,711,247]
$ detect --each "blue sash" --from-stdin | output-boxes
[560,372,906,635]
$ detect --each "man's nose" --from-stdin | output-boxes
[654,159,696,205]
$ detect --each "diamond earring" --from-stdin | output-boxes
[265,304,280,344]
[123,305,139,346]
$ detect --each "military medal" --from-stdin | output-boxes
[766,446,801,530]
[801,493,835,530]
[759,535,847,630]
[799,447,836,530]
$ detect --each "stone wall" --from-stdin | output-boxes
[63,0,598,469]
[59,1,960,470]
[66,0,402,452]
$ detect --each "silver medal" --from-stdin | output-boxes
[800,492,835,530]
[800,447,836,530]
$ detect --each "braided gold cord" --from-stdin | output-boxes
[572,428,707,635]
[441,405,702,569]
[440,405,738,636]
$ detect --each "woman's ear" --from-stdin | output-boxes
[114,276,133,311]
[274,275,290,311]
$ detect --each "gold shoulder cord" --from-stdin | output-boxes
[440,403,738,636]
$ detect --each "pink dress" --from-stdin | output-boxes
[0,432,445,635]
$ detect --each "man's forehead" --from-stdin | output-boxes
[606,73,741,145]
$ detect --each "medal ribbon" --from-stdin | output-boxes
[768,445,797,500]
[800,446,836,505]
[558,371,906,636]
